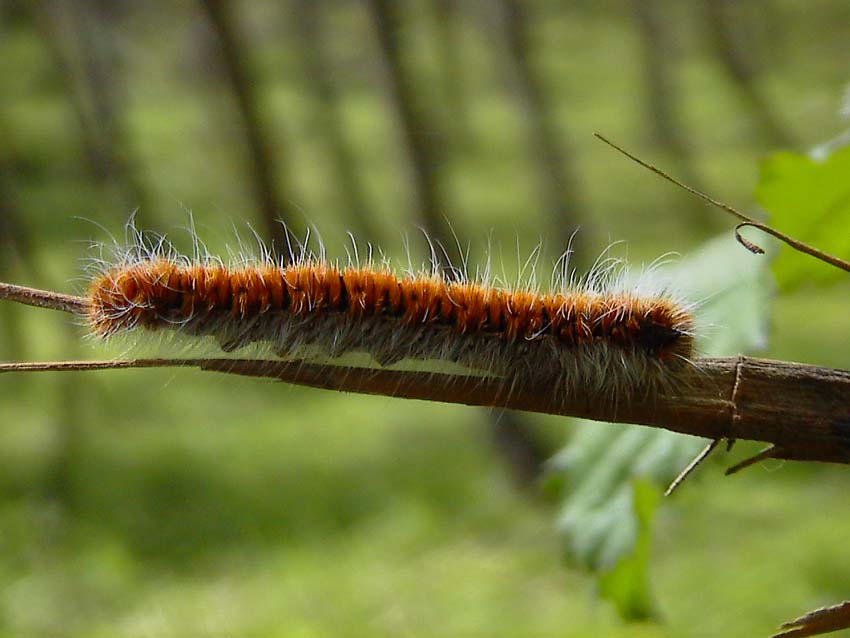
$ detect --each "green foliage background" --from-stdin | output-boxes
[1,1,850,636]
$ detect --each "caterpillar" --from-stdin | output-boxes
[84,227,696,401]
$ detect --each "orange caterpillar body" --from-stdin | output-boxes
[87,254,695,399]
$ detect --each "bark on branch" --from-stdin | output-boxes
[2,355,849,468]
[2,280,849,468]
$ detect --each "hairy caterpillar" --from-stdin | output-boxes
[84,225,696,401]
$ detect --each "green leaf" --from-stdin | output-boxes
[598,480,659,620]
[755,145,850,289]
[548,234,774,619]
[674,233,774,356]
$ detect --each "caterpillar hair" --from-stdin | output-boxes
[82,223,697,403]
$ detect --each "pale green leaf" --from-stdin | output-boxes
[548,234,774,619]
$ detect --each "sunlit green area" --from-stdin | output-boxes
[2,1,850,636]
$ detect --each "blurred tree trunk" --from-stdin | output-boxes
[702,0,793,148]
[199,0,296,253]
[488,410,551,486]
[34,0,152,221]
[289,0,378,239]
[365,0,457,266]
[367,0,551,488]
[0,117,83,514]
[432,0,471,149]
[35,5,111,183]
[39,340,85,513]
[631,0,718,234]
[494,0,591,265]
[0,151,28,362]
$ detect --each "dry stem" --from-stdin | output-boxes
[3,280,850,468]
[0,282,89,314]
[594,133,850,273]
[3,355,850,468]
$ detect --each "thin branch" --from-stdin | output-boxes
[0,282,89,315]
[0,359,189,373]
[665,437,721,496]
[3,279,850,469]
[593,133,850,274]
[774,601,850,638]
[725,444,777,475]
[3,355,850,469]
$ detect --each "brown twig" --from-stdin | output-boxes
[0,359,190,373]
[0,282,89,315]
[593,133,850,273]
[3,280,850,469]
[725,444,778,475]
[665,438,722,496]
[3,355,850,469]
[774,601,850,638]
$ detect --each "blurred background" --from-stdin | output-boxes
[1,0,850,635]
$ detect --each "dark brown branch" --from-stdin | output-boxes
[3,355,850,469]
[594,133,850,274]
[3,280,849,468]
[725,444,778,475]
